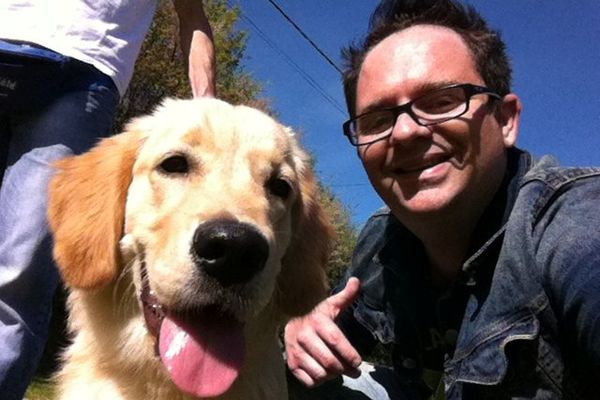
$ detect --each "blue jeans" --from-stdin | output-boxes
[0,47,119,400]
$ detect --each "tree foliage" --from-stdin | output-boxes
[115,0,262,130]
[318,184,358,287]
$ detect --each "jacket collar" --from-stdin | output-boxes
[461,148,532,284]
[379,148,533,287]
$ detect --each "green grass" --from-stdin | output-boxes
[24,374,341,400]
[25,378,56,400]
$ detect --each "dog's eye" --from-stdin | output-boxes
[158,155,189,175]
[267,177,292,200]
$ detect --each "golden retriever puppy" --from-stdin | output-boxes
[48,98,332,400]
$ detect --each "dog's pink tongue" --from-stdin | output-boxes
[159,313,245,398]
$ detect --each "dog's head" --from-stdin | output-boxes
[48,98,332,397]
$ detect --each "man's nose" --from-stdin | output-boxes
[388,112,430,143]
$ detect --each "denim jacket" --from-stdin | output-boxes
[336,149,600,399]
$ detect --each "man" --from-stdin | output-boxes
[285,0,600,398]
[0,1,215,399]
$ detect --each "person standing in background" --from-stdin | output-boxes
[0,1,215,399]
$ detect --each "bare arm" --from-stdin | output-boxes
[284,277,363,387]
[173,0,216,97]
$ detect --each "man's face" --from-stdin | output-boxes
[355,24,520,225]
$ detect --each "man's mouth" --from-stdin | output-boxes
[393,153,451,175]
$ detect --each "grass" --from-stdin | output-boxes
[23,373,344,400]
[25,378,56,400]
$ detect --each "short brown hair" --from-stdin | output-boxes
[342,0,512,116]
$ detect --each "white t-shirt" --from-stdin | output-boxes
[0,0,158,95]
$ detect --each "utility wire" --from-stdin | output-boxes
[330,183,371,187]
[228,2,366,190]
[265,0,344,75]
[240,12,346,115]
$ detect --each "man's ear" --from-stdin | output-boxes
[498,93,522,148]
[48,130,144,289]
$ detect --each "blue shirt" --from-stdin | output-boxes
[336,148,600,399]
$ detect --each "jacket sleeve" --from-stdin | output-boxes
[534,174,600,372]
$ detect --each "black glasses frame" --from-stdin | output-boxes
[343,83,502,146]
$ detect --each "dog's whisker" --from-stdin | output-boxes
[112,258,137,318]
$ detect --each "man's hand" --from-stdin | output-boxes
[284,277,362,387]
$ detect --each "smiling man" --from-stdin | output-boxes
[285,1,600,399]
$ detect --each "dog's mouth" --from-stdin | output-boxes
[140,263,245,398]
[159,308,245,398]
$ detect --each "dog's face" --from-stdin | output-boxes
[48,98,332,398]
[125,99,304,318]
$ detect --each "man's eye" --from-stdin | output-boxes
[357,112,393,136]
[416,86,466,115]
[158,155,189,174]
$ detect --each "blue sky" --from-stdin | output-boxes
[232,1,600,227]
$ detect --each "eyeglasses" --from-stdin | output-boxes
[343,83,502,146]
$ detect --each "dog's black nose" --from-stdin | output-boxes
[191,219,269,286]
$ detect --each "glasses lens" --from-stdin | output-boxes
[352,110,395,144]
[412,86,468,124]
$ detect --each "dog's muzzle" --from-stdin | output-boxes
[191,219,269,286]
[137,219,269,397]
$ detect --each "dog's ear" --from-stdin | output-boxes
[48,130,144,289]
[277,150,334,317]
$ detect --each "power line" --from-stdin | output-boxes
[226,3,365,188]
[330,183,371,187]
[239,12,346,115]
[265,0,344,75]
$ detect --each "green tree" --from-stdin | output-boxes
[115,0,262,130]
[319,184,358,287]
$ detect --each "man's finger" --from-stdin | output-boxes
[343,364,362,379]
[327,277,361,318]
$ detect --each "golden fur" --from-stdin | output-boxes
[48,98,332,399]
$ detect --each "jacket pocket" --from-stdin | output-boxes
[445,314,566,399]
[353,299,396,345]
